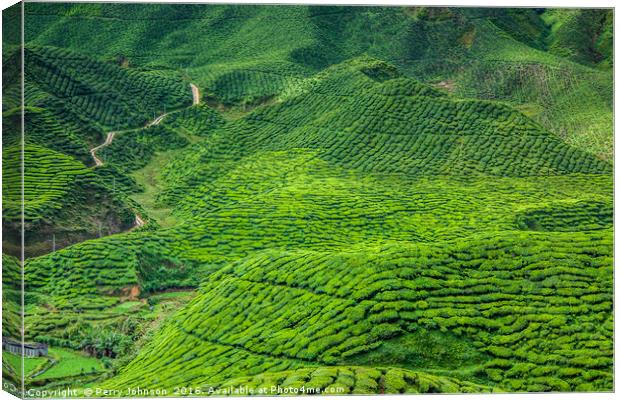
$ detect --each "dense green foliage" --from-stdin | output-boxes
[23,4,613,158]
[17,57,612,394]
[3,144,93,222]
[104,232,612,392]
[2,144,136,257]
[1,41,192,256]
[542,9,613,67]
[205,366,492,394]
[2,254,21,340]
[162,104,225,136]
[98,125,189,173]
[22,45,190,133]
[2,3,613,396]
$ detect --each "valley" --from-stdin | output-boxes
[1,3,613,396]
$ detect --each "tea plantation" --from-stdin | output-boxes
[1,42,192,256]
[22,4,613,158]
[2,2,614,396]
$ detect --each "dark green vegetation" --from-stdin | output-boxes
[2,2,613,396]
[2,41,192,257]
[2,144,137,257]
[2,254,21,340]
[23,4,613,159]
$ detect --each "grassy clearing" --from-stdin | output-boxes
[130,149,186,229]
[36,348,105,380]
[106,301,143,314]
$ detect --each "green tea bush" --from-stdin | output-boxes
[98,125,189,172]
[24,45,190,132]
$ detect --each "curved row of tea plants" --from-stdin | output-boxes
[103,229,611,392]
[23,4,613,157]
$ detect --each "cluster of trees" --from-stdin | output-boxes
[79,329,133,359]
[37,324,134,360]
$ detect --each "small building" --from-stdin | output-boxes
[2,337,48,357]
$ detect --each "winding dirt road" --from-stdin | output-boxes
[89,83,199,230]
[90,83,200,167]
[90,132,116,166]
[133,214,145,229]
[191,83,200,105]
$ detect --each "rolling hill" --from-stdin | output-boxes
[23,4,613,159]
[2,43,192,257]
[1,2,613,396]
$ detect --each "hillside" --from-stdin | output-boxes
[23,4,613,159]
[1,43,193,257]
[156,57,609,215]
[3,45,191,153]
[104,233,612,392]
[19,57,613,393]
[2,2,614,396]
[2,144,137,257]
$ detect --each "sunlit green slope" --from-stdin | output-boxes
[2,2,613,394]
[3,44,191,158]
[104,232,611,392]
[2,144,136,258]
[157,57,610,216]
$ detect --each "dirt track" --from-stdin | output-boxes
[90,132,115,166]
[88,83,199,230]
[90,83,199,167]
[191,83,200,105]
